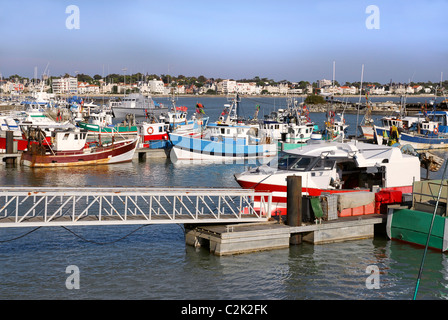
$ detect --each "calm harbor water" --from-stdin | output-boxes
[1,96,448,301]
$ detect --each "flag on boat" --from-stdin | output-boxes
[196,103,205,114]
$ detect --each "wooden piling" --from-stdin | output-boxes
[5,131,15,165]
[286,175,302,245]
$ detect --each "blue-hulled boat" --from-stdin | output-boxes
[168,94,277,161]
[373,110,448,150]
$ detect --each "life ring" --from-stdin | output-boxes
[434,126,439,135]
[147,127,154,135]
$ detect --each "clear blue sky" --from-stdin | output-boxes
[1,0,447,84]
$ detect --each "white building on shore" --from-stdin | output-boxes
[78,82,100,94]
[52,77,78,94]
[147,79,165,94]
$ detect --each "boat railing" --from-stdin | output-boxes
[412,179,448,216]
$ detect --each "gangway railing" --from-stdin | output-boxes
[0,187,272,228]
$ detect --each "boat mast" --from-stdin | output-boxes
[356,64,364,138]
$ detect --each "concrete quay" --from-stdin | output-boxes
[133,147,169,160]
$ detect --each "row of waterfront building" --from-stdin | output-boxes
[0,77,438,96]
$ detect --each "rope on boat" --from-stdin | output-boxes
[413,159,448,300]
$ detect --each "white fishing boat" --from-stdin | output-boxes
[234,140,421,215]
[111,93,168,119]
[0,115,31,151]
[261,105,317,151]
[321,111,348,141]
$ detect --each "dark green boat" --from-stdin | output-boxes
[387,179,448,252]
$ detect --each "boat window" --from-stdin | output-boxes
[311,159,335,171]
[277,154,300,170]
[290,157,312,171]
[63,133,69,140]
[277,154,311,170]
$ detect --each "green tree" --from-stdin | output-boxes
[305,94,326,104]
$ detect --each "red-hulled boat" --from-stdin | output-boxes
[234,140,421,215]
[20,127,138,167]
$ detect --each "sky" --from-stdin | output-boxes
[0,0,447,84]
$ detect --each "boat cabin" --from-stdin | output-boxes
[89,111,113,127]
[52,129,89,151]
[262,141,420,191]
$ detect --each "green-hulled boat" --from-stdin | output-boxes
[78,121,138,134]
[387,179,448,252]
[387,208,448,251]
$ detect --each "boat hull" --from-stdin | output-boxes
[387,208,448,251]
[112,107,168,119]
[0,137,29,151]
[375,126,448,149]
[360,125,374,139]
[236,175,412,210]
[169,133,277,161]
[20,138,138,167]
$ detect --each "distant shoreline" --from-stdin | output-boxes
[57,93,440,99]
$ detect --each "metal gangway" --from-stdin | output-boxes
[0,187,272,228]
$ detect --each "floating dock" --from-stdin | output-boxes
[133,147,169,160]
[185,215,385,256]
[0,153,20,165]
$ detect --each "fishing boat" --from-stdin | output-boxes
[321,111,348,141]
[373,122,448,150]
[169,94,276,161]
[158,94,195,131]
[0,108,75,150]
[138,122,171,149]
[386,179,448,252]
[169,122,276,161]
[0,116,31,151]
[78,112,138,135]
[17,107,76,136]
[20,127,138,167]
[261,103,318,151]
[159,106,190,130]
[372,100,448,150]
[234,140,421,215]
[79,112,171,150]
[111,93,168,119]
[358,93,376,140]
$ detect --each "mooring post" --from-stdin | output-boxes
[286,175,302,245]
[5,131,14,165]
